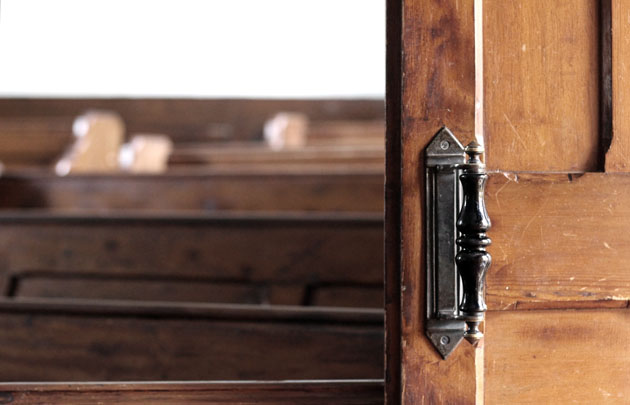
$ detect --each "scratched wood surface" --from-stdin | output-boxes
[0,380,384,405]
[485,309,630,404]
[0,299,382,381]
[0,213,382,307]
[606,0,630,172]
[485,172,630,310]
[483,0,601,172]
[394,0,479,403]
[0,170,383,212]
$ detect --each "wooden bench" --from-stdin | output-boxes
[168,144,383,170]
[0,380,383,404]
[0,213,383,308]
[0,169,383,213]
[0,298,383,381]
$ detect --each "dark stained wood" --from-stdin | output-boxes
[0,380,384,405]
[483,0,601,172]
[0,98,384,143]
[309,285,383,308]
[486,172,630,310]
[485,309,630,404]
[0,298,383,382]
[0,213,383,307]
[15,277,264,304]
[384,0,402,400]
[396,0,479,403]
[0,169,384,213]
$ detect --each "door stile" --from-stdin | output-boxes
[386,0,483,403]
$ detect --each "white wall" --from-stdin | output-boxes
[0,0,385,98]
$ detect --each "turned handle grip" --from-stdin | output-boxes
[456,141,491,345]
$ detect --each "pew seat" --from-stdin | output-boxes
[0,169,383,213]
[0,298,383,382]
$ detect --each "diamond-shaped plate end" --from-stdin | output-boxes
[426,320,466,359]
[425,127,466,167]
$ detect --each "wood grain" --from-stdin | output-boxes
[486,172,630,310]
[0,213,383,307]
[168,144,383,169]
[483,0,600,172]
[398,0,479,403]
[606,0,630,171]
[485,309,630,404]
[0,380,383,405]
[0,299,383,382]
[0,170,383,213]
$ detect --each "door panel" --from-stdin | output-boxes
[388,0,630,403]
[484,0,601,172]
[485,310,630,403]
[486,172,630,309]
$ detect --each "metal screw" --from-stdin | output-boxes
[440,335,450,345]
[440,140,450,150]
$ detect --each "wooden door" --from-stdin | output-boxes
[386,0,630,403]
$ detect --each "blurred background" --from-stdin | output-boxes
[0,0,386,382]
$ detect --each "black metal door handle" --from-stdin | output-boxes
[424,128,491,359]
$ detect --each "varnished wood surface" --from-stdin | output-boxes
[168,144,383,168]
[0,117,73,166]
[0,98,383,143]
[0,380,383,405]
[0,213,382,307]
[607,0,630,172]
[396,0,479,403]
[485,309,630,404]
[483,0,600,172]
[0,299,383,382]
[0,169,383,212]
[486,172,630,310]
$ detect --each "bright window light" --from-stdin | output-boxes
[0,0,385,98]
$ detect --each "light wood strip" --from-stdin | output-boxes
[483,0,600,171]
[606,0,630,171]
[485,309,630,404]
[486,172,630,310]
[398,0,479,403]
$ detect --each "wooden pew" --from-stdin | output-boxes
[0,380,383,404]
[0,98,383,144]
[168,144,384,170]
[0,298,383,381]
[0,169,384,213]
[0,213,383,308]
